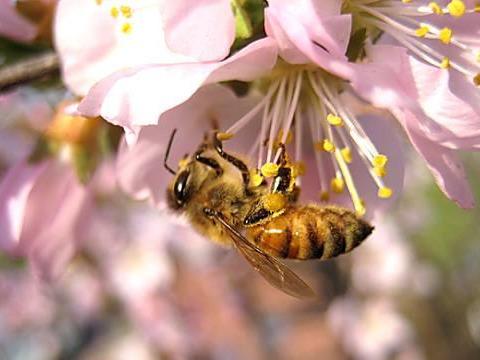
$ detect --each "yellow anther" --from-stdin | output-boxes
[319,191,330,202]
[355,199,366,217]
[428,2,443,14]
[341,147,352,164]
[331,177,345,193]
[292,161,306,177]
[378,187,393,199]
[110,6,119,18]
[216,132,234,141]
[439,27,453,44]
[95,0,103,5]
[326,113,343,126]
[322,139,335,153]
[402,0,412,3]
[474,74,480,86]
[263,193,287,212]
[476,52,480,63]
[475,4,480,12]
[249,170,264,188]
[261,162,280,177]
[415,25,430,37]
[121,22,133,34]
[447,0,466,17]
[373,166,387,177]
[440,57,450,69]
[120,5,133,18]
[373,154,388,168]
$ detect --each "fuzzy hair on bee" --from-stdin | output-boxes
[165,130,374,298]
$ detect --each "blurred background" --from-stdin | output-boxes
[1,24,480,360]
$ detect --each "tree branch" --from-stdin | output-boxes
[0,51,60,92]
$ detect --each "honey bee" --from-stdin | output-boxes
[165,130,374,297]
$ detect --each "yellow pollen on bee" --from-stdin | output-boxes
[322,139,335,153]
[326,113,343,126]
[378,187,393,199]
[474,73,480,86]
[331,177,345,193]
[373,165,387,177]
[249,170,264,188]
[178,158,190,168]
[121,22,133,34]
[120,5,133,18]
[261,162,280,177]
[110,6,119,18]
[292,161,306,177]
[440,57,451,69]
[373,154,388,168]
[319,191,330,202]
[428,2,443,15]
[415,25,430,37]
[216,132,234,141]
[341,147,352,164]
[447,0,466,17]
[439,27,453,44]
[263,193,287,212]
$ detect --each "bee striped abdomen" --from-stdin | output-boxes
[246,205,373,260]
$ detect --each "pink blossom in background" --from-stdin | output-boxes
[0,0,56,44]
[0,0,37,43]
[0,159,89,280]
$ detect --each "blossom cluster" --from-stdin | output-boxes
[0,0,479,281]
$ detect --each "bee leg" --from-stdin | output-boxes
[276,143,287,166]
[194,148,223,176]
[271,144,300,202]
[212,131,250,192]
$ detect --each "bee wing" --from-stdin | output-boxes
[213,213,315,298]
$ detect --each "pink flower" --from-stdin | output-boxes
[343,0,480,207]
[54,0,194,95]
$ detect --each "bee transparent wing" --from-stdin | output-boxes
[213,213,315,298]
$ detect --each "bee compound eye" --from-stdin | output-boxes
[174,170,191,205]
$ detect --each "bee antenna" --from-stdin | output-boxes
[164,129,178,175]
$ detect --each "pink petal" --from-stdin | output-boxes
[20,160,90,280]
[162,0,235,61]
[408,55,480,147]
[395,109,475,209]
[265,1,352,76]
[354,44,480,149]
[117,84,261,207]
[267,0,343,21]
[79,38,277,141]
[0,160,47,253]
[0,0,37,43]
[54,0,191,95]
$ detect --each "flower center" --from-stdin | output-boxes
[94,0,151,35]
[223,66,393,215]
[346,0,480,85]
